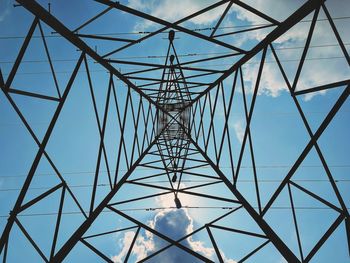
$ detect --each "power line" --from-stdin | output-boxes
[0,205,348,219]
[0,178,349,192]
[0,108,349,128]
[0,164,349,179]
[1,43,349,65]
[1,55,348,77]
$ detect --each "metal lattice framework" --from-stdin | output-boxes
[0,0,349,262]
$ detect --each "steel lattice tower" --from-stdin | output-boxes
[0,0,349,262]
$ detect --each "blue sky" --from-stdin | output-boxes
[0,0,350,262]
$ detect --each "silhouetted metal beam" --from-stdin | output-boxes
[0,68,4,87]
[8,88,60,101]
[99,0,234,57]
[210,0,235,38]
[95,0,246,53]
[5,17,38,91]
[271,42,350,257]
[4,0,348,262]
[0,52,85,254]
[188,136,301,262]
[51,136,159,262]
[184,0,326,110]
[16,0,166,114]
[294,79,350,96]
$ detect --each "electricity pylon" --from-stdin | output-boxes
[0,0,349,262]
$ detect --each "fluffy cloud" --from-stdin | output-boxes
[239,1,350,100]
[112,207,236,262]
[127,0,349,101]
[148,209,210,262]
[241,60,287,98]
[127,0,229,31]
[112,231,154,262]
[232,120,244,144]
[127,0,301,43]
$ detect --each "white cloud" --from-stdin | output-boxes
[237,0,350,100]
[127,0,229,31]
[112,231,139,263]
[128,0,349,101]
[112,230,154,263]
[112,204,236,262]
[232,120,244,143]
[128,0,155,11]
[241,59,287,98]
[129,0,350,101]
